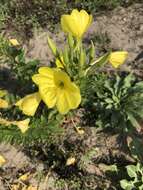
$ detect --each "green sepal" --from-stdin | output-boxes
[89,40,95,63]
[47,36,57,56]
[90,52,110,67]
[79,47,86,67]
[68,34,74,49]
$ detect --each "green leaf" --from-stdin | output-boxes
[142,176,143,183]
[63,48,69,66]
[79,47,86,67]
[104,80,114,95]
[139,185,143,190]
[122,73,135,95]
[120,179,134,190]
[90,52,110,68]
[114,74,121,96]
[135,81,143,88]
[89,40,95,63]
[127,113,141,129]
[47,36,57,56]
[105,98,113,104]
[123,73,135,88]
[68,34,74,49]
[126,165,137,178]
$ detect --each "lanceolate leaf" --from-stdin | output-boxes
[126,165,137,178]
[120,179,134,190]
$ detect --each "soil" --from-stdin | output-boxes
[0,2,143,190]
[0,126,136,190]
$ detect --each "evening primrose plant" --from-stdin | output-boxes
[16,9,128,117]
[0,9,129,144]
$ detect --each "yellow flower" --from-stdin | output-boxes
[15,92,41,116]
[0,117,30,133]
[14,118,30,133]
[109,51,128,68]
[61,9,92,39]
[0,98,9,108]
[32,67,81,114]
[9,39,20,46]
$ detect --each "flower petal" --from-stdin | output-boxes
[54,69,71,87]
[38,67,54,76]
[39,85,57,108]
[15,92,41,116]
[9,39,19,46]
[109,51,128,68]
[61,9,92,38]
[65,83,81,109]
[79,10,91,34]
[56,91,70,114]
[32,67,55,86]
[56,84,81,114]
[66,157,76,166]
[15,118,30,133]
[61,15,80,38]
[32,74,54,86]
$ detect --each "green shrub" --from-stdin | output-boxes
[90,73,143,132]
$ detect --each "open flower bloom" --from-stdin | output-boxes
[61,9,92,39]
[15,92,41,116]
[32,67,81,114]
[0,117,30,133]
[109,51,128,68]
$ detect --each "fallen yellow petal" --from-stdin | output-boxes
[9,39,20,46]
[75,126,85,135]
[66,157,76,166]
[19,172,30,181]
[0,155,6,166]
[11,184,21,190]
[14,118,30,133]
[0,117,30,133]
[0,98,9,108]
[0,117,11,126]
